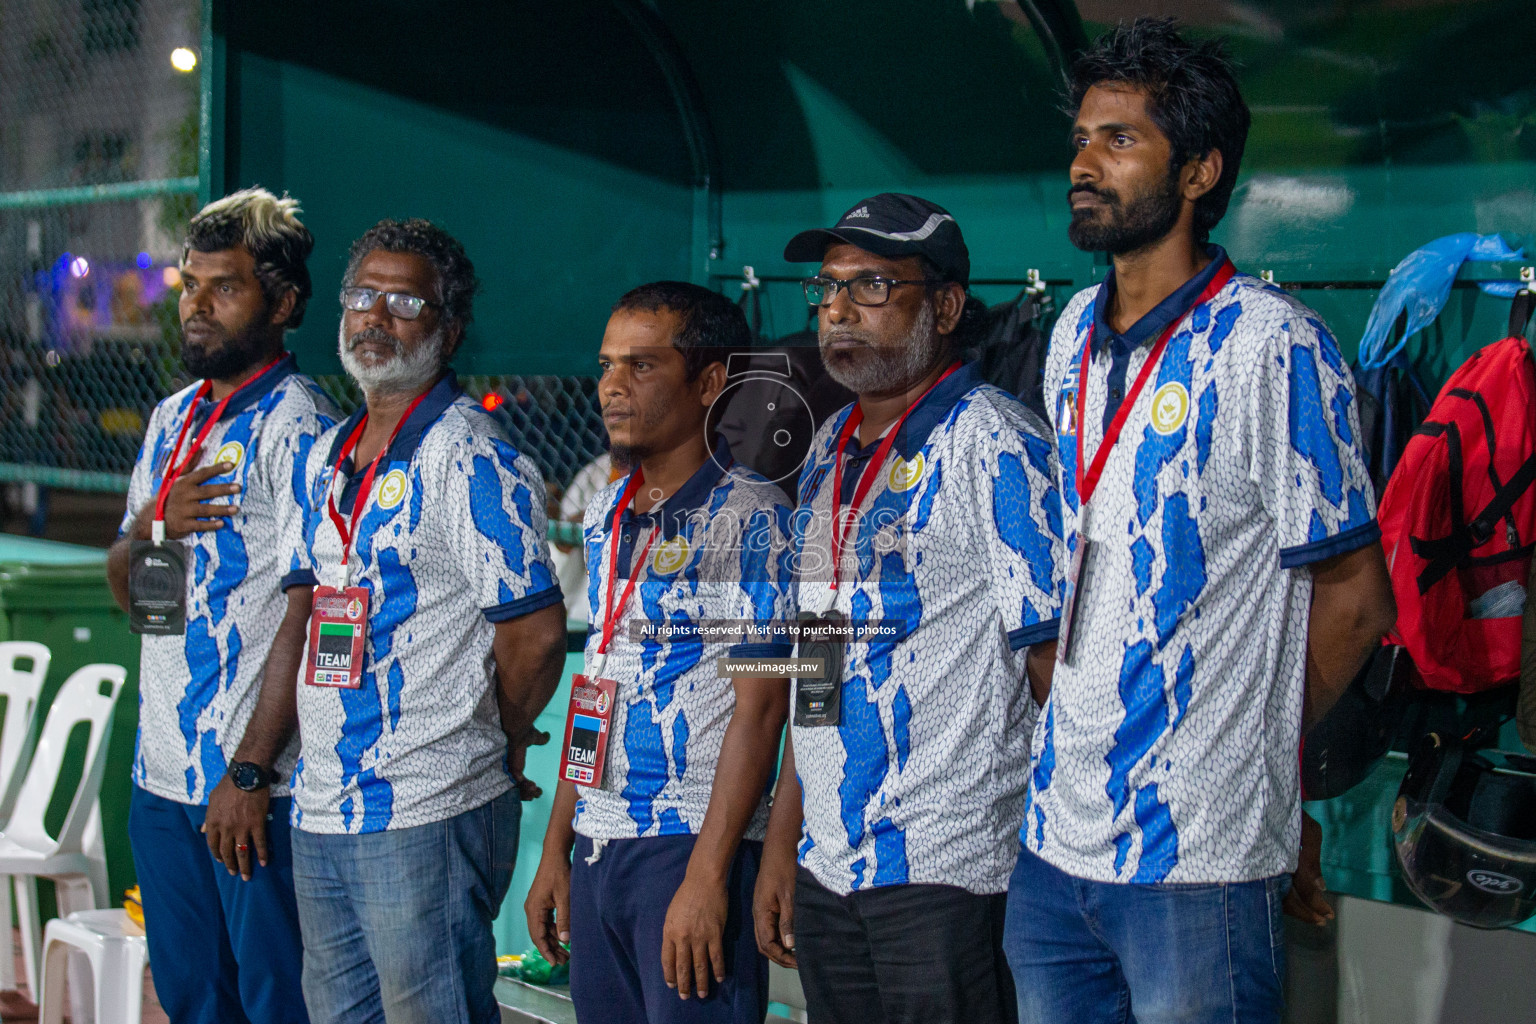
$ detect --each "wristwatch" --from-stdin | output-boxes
[229,761,279,792]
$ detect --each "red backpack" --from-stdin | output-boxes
[1379,327,1536,694]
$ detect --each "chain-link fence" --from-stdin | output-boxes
[0,0,609,516]
[1,0,201,496]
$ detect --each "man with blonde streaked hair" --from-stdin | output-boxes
[108,186,336,1024]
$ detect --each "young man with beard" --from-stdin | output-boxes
[524,282,795,1023]
[752,194,1063,1024]
[1006,20,1396,1024]
[108,188,336,1024]
[269,220,568,1023]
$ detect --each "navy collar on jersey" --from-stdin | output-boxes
[833,360,982,504]
[188,351,299,424]
[1091,244,1229,356]
[839,359,982,466]
[326,372,463,473]
[617,435,735,545]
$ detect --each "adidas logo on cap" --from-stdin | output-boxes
[843,206,870,220]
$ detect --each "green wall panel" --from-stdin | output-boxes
[227,55,693,378]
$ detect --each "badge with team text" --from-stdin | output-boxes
[305,586,369,688]
[559,673,619,787]
[1058,509,1094,665]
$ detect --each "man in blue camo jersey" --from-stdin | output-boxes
[755,194,1064,1024]
[272,220,568,1024]
[1007,19,1397,1024]
[525,282,796,1023]
[109,188,337,1024]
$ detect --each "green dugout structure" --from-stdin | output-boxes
[5,0,1536,968]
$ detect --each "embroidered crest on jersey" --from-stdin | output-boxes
[1150,381,1190,435]
[375,468,408,509]
[652,535,691,575]
[214,439,245,470]
[887,452,925,493]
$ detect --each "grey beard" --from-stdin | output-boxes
[820,300,941,397]
[338,321,445,397]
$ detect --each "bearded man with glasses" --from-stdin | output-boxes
[264,219,568,1023]
[751,193,1064,1024]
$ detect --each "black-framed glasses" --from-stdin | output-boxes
[340,287,442,321]
[802,275,934,307]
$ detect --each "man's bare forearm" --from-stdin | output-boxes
[1303,542,1396,733]
[492,603,569,746]
[542,780,579,862]
[233,586,311,768]
[686,679,789,885]
[1027,640,1057,707]
[106,504,153,612]
[761,727,804,862]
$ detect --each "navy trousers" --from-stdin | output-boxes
[570,834,768,1024]
[128,785,309,1024]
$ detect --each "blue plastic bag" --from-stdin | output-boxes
[1358,233,1526,369]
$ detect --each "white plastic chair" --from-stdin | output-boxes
[0,640,52,992]
[39,909,146,1024]
[0,663,125,1001]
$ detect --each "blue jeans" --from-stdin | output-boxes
[1003,844,1287,1024]
[128,786,309,1024]
[291,791,520,1024]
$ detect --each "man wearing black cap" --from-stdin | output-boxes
[751,194,1063,1023]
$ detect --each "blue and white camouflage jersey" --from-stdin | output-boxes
[791,363,1063,896]
[1028,248,1377,885]
[122,354,338,804]
[572,439,796,841]
[283,375,562,834]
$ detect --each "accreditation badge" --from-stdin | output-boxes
[1057,509,1092,665]
[793,609,845,727]
[559,673,619,787]
[128,539,188,635]
[305,586,369,688]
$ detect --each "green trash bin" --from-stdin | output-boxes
[0,534,141,918]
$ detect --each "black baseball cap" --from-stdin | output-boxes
[783,193,970,287]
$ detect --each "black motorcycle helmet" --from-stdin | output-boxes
[1393,732,1536,929]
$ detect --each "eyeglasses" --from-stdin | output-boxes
[340,287,442,321]
[802,275,935,307]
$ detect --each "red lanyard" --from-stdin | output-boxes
[324,389,430,585]
[595,470,661,664]
[152,355,283,543]
[825,362,960,598]
[1074,261,1235,506]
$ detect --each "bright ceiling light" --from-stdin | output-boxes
[170,47,198,73]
